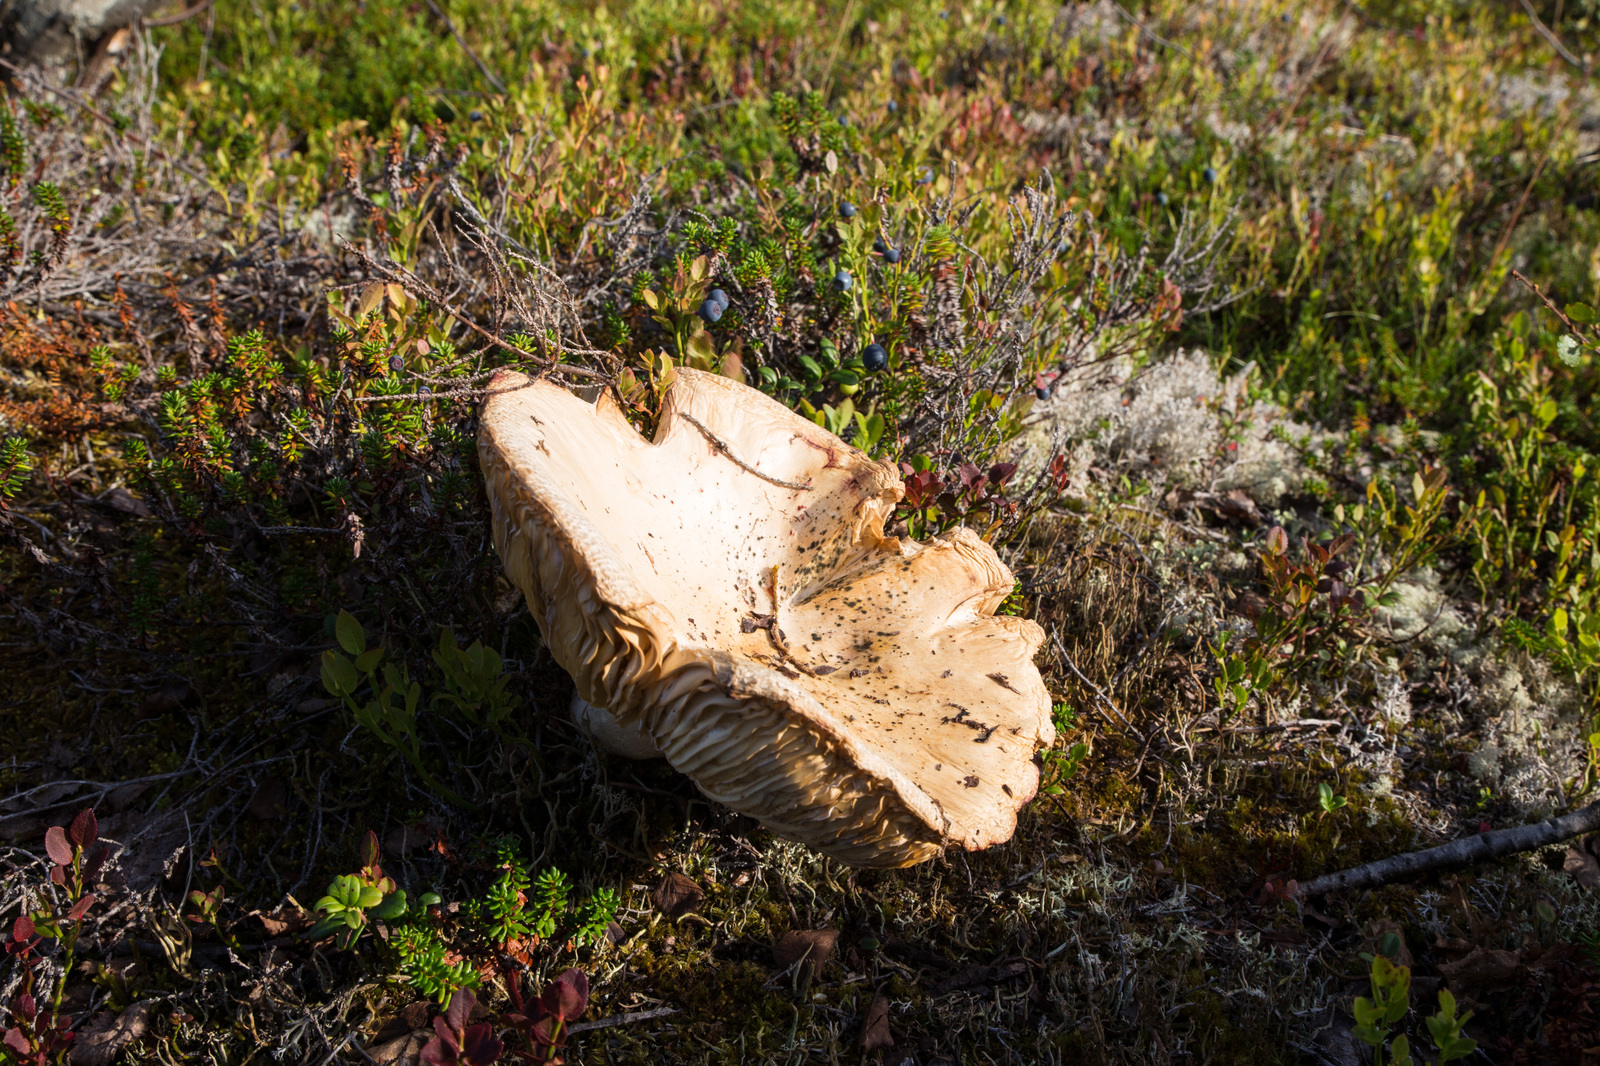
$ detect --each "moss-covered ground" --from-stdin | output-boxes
[5,1,1600,1063]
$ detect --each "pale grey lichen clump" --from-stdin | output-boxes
[1010,347,1318,507]
[1017,347,1590,818]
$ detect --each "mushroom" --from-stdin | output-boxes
[479,366,1053,867]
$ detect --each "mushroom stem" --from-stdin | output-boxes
[570,691,662,760]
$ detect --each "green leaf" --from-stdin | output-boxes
[1566,301,1595,324]
[354,648,384,674]
[335,610,366,656]
[685,327,716,367]
[307,916,342,940]
[322,650,359,696]
[372,891,408,920]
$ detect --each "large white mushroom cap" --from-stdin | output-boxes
[479,366,1053,867]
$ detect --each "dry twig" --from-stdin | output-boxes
[1297,797,1600,896]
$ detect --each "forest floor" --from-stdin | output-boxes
[4,2,1600,1064]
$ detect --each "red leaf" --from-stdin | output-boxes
[443,987,476,1036]
[67,894,95,921]
[460,1023,503,1066]
[987,462,1017,487]
[530,1016,558,1048]
[540,969,588,1023]
[67,809,97,849]
[82,844,109,883]
[18,994,35,1022]
[12,916,33,942]
[419,1034,457,1066]
[43,827,72,867]
[49,866,66,887]
[3,1029,29,1055]
[420,1015,460,1066]
[359,830,380,872]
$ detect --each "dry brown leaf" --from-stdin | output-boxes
[773,929,839,979]
[859,994,893,1050]
[102,487,151,517]
[1563,833,1600,889]
[652,872,704,919]
[1214,488,1262,524]
[69,1001,152,1066]
[1437,945,1522,990]
[257,904,312,937]
[933,960,1027,995]
[363,1031,426,1066]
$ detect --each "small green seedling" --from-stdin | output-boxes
[1425,988,1477,1062]
[1353,954,1411,1065]
[1317,782,1348,814]
[309,831,412,950]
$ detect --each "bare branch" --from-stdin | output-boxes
[1297,798,1600,897]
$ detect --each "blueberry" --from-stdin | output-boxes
[873,236,889,254]
[916,167,933,185]
[418,385,432,397]
[887,100,898,113]
[1383,189,1394,202]
[389,355,405,372]
[884,246,901,263]
[1035,386,1051,401]
[580,46,591,58]
[996,15,1007,27]
[839,114,850,127]
[1156,191,1169,206]
[698,299,723,323]
[708,288,729,311]
[840,201,857,218]
[862,343,888,371]
[832,270,853,292]
[468,110,483,122]
[1281,12,1290,22]
[1202,166,1217,184]
[939,10,949,18]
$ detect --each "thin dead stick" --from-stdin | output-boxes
[1517,0,1590,74]
[1296,797,1600,897]
[1512,268,1585,334]
[423,0,507,94]
[566,1006,677,1033]
[141,0,216,29]
[340,241,607,379]
[1488,152,1551,272]
[0,58,215,190]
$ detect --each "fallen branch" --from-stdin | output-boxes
[1517,0,1590,75]
[567,1007,677,1033]
[1296,797,1600,897]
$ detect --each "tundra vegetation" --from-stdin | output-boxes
[2,0,1600,1062]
